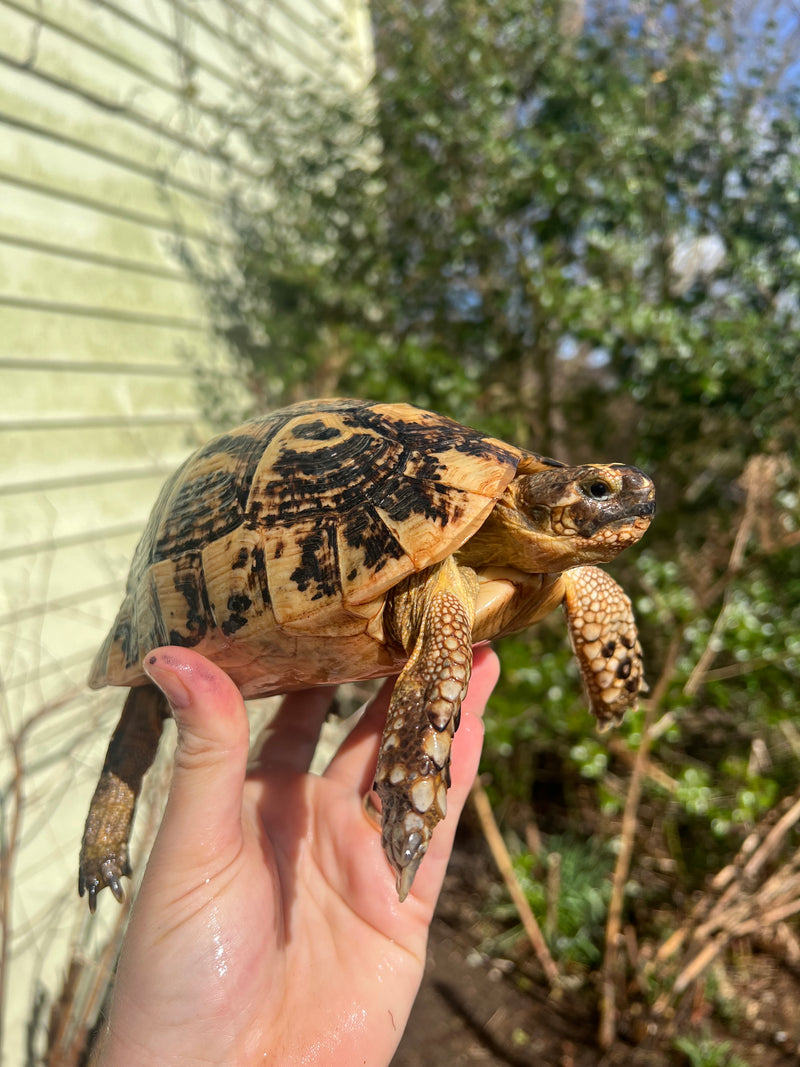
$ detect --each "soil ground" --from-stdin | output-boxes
[391,835,800,1067]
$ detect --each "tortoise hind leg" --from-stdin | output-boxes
[376,559,479,900]
[79,684,168,911]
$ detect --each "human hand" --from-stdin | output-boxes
[93,644,500,1066]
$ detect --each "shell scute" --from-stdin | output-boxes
[202,527,272,636]
[246,411,386,525]
[150,420,285,563]
[262,518,367,634]
[92,399,533,687]
[151,553,209,649]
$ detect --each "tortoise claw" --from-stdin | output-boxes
[396,852,425,903]
[104,863,127,904]
[78,856,128,912]
[382,817,428,902]
[78,875,98,914]
[362,789,382,831]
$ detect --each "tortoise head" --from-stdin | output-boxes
[479,463,656,573]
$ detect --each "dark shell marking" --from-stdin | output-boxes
[90,400,561,686]
[82,397,652,910]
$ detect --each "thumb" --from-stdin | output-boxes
[143,647,250,886]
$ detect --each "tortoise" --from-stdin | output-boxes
[80,398,655,909]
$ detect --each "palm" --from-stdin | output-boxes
[97,647,498,1066]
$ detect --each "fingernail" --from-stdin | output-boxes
[143,652,191,709]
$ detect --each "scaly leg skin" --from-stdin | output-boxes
[375,559,478,901]
[79,684,168,911]
[562,565,646,730]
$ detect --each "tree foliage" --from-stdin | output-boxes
[191,0,800,958]
[200,1,799,461]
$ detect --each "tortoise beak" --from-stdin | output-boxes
[615,465,656,520]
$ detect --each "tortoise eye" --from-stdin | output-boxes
[585,480,613,501]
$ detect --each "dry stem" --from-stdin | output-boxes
[600,453,795,1041]
[598,629,683,1048]
[650,782,800,1014]
[470,779,561,989]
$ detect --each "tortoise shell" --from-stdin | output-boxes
[91,399,561,696]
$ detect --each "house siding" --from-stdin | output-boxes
[0,1,372,1058]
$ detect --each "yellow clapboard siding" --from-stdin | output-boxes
[0,470,178,547]
[0,245,200,315]
[0,417,200,481]
[0,363,202,418]
[0,3,372,1061]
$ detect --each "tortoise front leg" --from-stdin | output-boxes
[79,684,168,911]
[376,559,479,900]
[562,565,646,729]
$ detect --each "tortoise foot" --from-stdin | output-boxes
[563,565,646,728]
[375,710,456,899]
[79,685,167,911]
[376,575,473,899]
[376,778,447,900]
[79,766,137,912]
[79,852,130,913]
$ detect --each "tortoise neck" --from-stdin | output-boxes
[457,490,572,574]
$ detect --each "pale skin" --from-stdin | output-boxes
[92,643,500,1067]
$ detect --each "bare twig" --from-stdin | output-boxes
[628,454,799,1021]
[684,455,799,698]
[650,781,800,1014]
[0,731,23,1059]
[684,472,759,697]
[546,852,561,940]
[744,797,800,881]
[46,904,130,1067]
[699,655,789,683]
[525,819,542,859]
[470,779,561,990]
[0,679,90,1058]
[598,629,683,1049]
[606,737,678,794]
